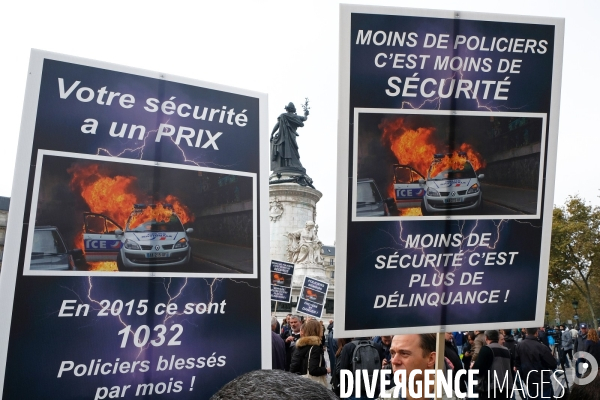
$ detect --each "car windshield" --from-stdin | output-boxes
[32,230,67,255]
[126,215,184,232]
[428,162,477,180]
[125,204,185,232]
[357,181,382,204]
[394,166,423,183]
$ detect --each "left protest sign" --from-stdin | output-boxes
[0,50,270,399]
[270,259,295,302]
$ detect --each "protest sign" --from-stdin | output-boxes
[270,260,294,303]
[335,5,564,335]
[297,276,329,319]
[0,50,269,399]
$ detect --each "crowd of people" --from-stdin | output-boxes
[261,315,600,400]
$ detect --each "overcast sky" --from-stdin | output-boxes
[0,0,596,245]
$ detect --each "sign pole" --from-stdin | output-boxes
[435,332,446,400]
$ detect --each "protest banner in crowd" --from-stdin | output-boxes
[0,50,269,399]
[335,5,564,335]
[297,276,329,318]
[270,260,295,303]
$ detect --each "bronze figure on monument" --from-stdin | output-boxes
[269,99,315,188]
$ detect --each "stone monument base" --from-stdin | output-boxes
[269,181,325,295]
[269,171,315,189]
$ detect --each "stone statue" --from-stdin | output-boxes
[270,100,309,175]
[269,197,284,222]
[285,221,323,265]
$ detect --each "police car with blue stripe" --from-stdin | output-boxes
[420,153,484,215]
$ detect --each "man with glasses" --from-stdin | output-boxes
[281,314,302,371]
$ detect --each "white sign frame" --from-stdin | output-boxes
[335,4,564,337]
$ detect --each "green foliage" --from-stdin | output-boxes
[549,196,600,327]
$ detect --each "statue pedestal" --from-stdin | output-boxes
[269,182,324,287]
[292,262,328,287]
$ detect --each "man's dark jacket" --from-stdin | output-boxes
[574,331,588,353]
[271,331,286,370]
[515,336,557,395]
[281,329,301,371]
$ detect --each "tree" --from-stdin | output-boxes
[549,197,600,328]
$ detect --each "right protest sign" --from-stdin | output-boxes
[297,276,329,319]
[335,5,564,335]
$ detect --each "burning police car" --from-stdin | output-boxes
[83,203,193,271]
[420,153,484,215]
[393,164,425,209]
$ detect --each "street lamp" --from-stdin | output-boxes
[572,299,580,325]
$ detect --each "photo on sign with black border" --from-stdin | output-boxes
[352,109,547,221]
[300,286,326,304]
[24,150,257,277]
[270,271,292,287]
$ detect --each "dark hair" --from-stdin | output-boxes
[336,338,351,357]
[467,331,476,341]
[485,330,499,342]
[568,372,600,400]
[419,334,437,357]
[526,327,538,335]
[210,369,340,400]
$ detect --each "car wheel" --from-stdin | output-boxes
[420,200,431,216]
[185,250,194,272]
[116,253,129,272]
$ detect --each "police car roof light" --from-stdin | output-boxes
[433,153,444,158]
[133,204,147,209]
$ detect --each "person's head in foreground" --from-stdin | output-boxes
[484,329,499,344]
[569,372,600,400]
[210,369,339,400]
[389,333,437,396]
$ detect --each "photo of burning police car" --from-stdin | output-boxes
[83,204,193,271]
[354,110,546,219]
[420,153,484,215]
[25,151,257,276]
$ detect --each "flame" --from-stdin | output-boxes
[459,143,485,171]
[379,117,486,177]
[88,261,118,271]
[429,152,468,178]
[165,195,193,225]
[128,203,176,230]
[380,118,437,176]
[69,163,138,226]
[400,208,422,216]
[68,163,195,254]
[387,183,395,199]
